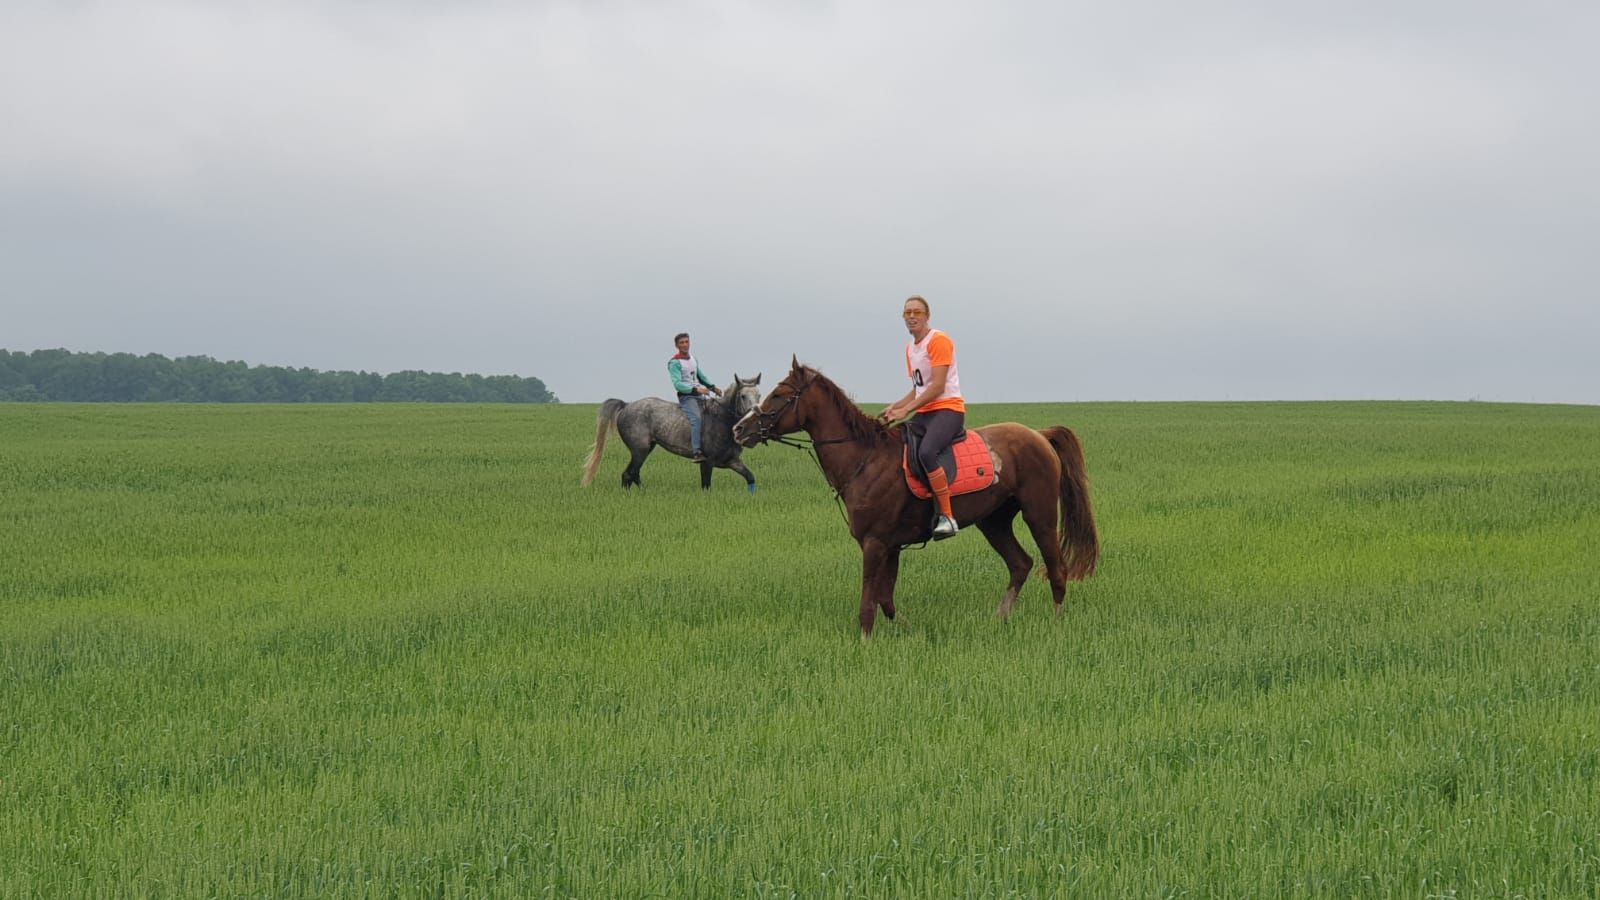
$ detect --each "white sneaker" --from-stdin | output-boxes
[932,515,959,540]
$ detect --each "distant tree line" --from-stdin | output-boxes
[0,349,557,403]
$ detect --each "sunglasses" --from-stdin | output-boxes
[902,310,927,319]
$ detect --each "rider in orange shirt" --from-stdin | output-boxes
[878,295,965,539]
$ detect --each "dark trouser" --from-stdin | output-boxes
[906,409,965,478]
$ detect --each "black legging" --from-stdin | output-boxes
[906,409,965,477]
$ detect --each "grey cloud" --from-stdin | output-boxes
[2,1,1596,403]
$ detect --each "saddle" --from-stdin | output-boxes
[902,429,1000,499]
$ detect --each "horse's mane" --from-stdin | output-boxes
[702,378,752,420]
[797,366,898,446]
[702,392,738,422]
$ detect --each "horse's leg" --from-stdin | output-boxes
[976,505,1032,620]
[622,443,652,489]
[858,538,890,636]
[726,458,757,494]
[1020,489,1068,613]
[879,546,900,622]
[699,460,713,489]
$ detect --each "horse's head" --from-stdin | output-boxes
[725,373,763,421]
[733,358,813,447]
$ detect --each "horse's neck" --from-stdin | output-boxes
[801,392,892,492]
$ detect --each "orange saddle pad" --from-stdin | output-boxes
[903,432,1000,499]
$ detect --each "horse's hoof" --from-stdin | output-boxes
[747,483,757,494]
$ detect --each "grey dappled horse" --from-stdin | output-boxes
[581,374,763,492]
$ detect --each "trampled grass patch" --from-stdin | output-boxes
[2,400,1597,897]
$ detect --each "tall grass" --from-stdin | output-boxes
[2,400,1597,897]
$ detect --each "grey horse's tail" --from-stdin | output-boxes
[580,399,628,486]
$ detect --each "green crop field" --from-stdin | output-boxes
[2,399,1597,897]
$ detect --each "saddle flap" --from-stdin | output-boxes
[904,427,964,482]
[903,432,999,499]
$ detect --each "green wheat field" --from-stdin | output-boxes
[3,400,1598,897]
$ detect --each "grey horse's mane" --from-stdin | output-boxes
[702,387,734,417]
[703,378,753,419]
[707,376,761,422]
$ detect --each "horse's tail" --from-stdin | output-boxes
[1041,426,1099,580]
[580,399,627,486]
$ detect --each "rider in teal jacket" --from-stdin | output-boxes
[669,332,720,461]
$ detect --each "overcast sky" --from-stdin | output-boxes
[3,1,1596,404]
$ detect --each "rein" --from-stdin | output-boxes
[767,432,865,527]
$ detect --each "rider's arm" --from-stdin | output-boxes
[881,388,914,422]
[883,381,927,421]
[668,359,695,394]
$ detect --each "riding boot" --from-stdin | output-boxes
[927,468,958,539]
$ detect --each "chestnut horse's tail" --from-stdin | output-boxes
[1041,426,1100,580]
[580,399,627,486]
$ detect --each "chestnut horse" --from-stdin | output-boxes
[733,360,1098,635]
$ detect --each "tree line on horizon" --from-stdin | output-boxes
[0,349,557,403]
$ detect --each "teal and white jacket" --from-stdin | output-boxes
[669,353,716,396]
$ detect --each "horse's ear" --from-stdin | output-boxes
[732,372,741,383]
[790,355,801,372]
[753,373,761,384]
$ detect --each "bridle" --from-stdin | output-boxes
[742,377,813,449]
[742,374,876,527]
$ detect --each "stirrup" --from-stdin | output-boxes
[932,515,959,540]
